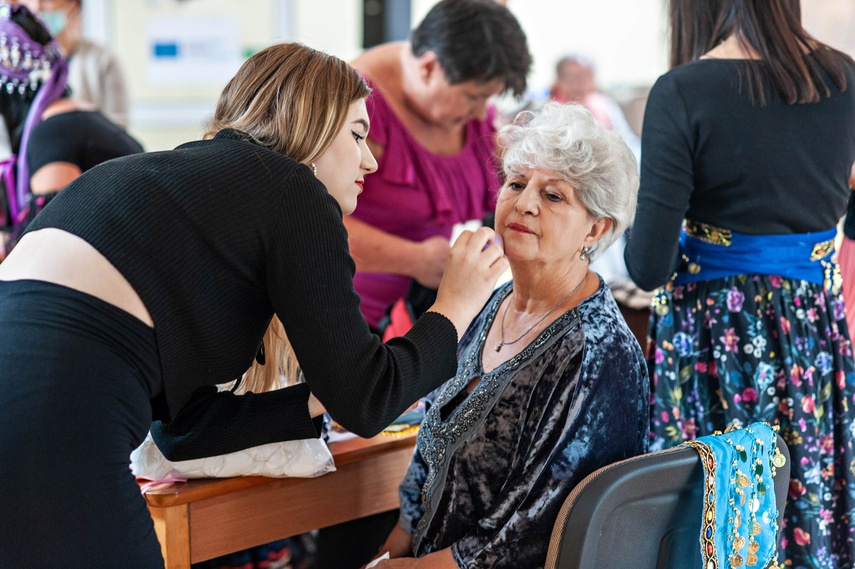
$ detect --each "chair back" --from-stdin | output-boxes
[544,434,790,569]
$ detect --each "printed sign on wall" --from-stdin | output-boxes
[147,17,242,85]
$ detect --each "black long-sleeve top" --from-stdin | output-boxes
[625,57,855,291]
[27,129,459,460]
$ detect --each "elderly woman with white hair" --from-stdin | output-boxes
[368,102,649,569]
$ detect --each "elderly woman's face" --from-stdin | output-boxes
[495,167,604,270]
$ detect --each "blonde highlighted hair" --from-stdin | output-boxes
[226,317,303,394]
[205,41,371,166]
[208,42,370,394]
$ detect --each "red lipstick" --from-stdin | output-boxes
[507,223,535,235]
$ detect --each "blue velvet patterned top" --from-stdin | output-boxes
[399,278,650,569]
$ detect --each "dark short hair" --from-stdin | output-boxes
[409,0,531,96]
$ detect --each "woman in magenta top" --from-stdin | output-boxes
[350,78,501,327]
[346,0,531,329]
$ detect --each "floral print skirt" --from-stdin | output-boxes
[648,274,855,569]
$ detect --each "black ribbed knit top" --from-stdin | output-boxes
[27,129,459,460]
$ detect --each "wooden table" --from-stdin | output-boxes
[142,434,416,569]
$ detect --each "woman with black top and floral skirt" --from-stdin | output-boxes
[625,1,855,565]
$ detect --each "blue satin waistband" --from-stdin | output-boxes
[672,224,836,286]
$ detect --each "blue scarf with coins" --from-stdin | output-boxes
[684,422,787,569]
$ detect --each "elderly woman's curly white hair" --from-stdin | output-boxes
[497,102,639,261]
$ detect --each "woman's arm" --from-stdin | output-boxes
[369,522,457,567]
[623,73,694,291]
[344,216,450,289]
[369,523,415,563]
[267,173,508,438]
[154,168,507,459]
[151,383,322,461]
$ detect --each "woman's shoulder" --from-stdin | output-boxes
[575,285,647,422]
[39,108,123,133]
[647,60,746,112]
[351,42,404,80]
[363,75,396,122]
[32,110,141,160]
[351,42,404,107]
[164,132,311,190]
[653,59,736,92]
[824,51,855,84]
[579,280,644,358]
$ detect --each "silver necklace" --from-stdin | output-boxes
[495,273,588,352]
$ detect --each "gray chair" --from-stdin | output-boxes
[544,435,790,569]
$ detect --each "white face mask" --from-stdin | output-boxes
[39,10,67,37]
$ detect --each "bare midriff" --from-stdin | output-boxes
[0,228,153,326]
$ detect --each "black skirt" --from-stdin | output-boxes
[0,279,164,568]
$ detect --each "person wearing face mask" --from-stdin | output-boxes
[15,0,130,128]
[344,0,531,335]
[0,40,509,568]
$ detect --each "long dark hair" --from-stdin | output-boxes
[668,0,853,105]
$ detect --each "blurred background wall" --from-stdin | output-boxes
[82,0,854,152]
